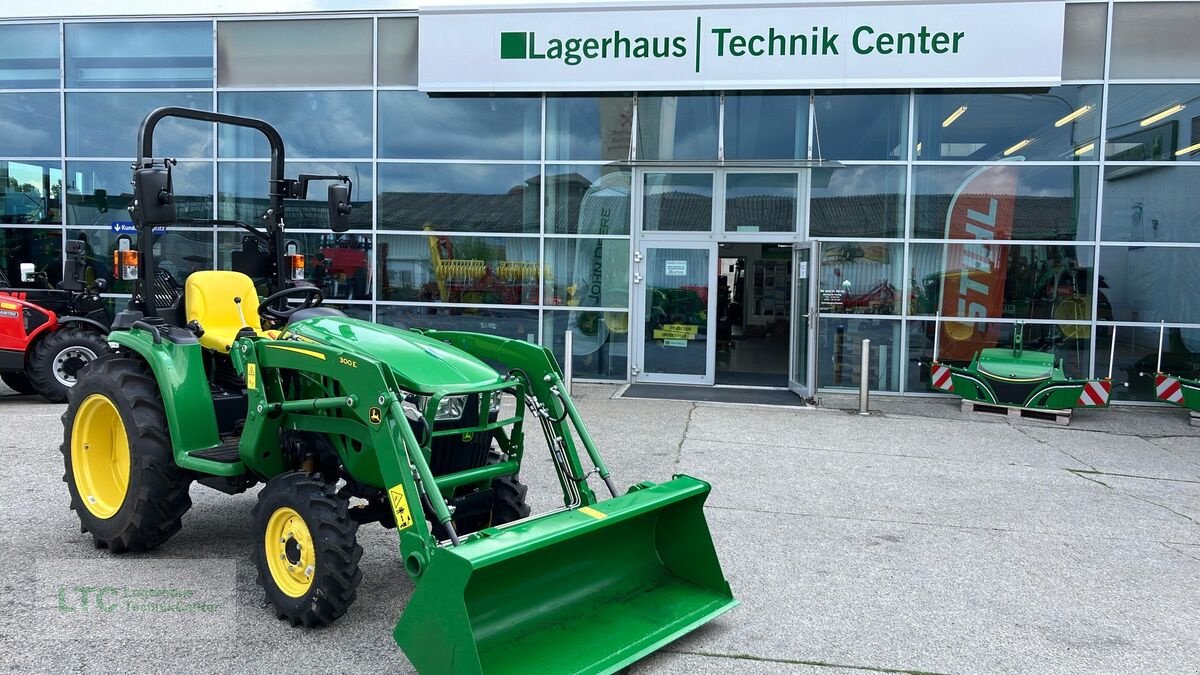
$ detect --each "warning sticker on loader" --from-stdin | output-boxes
[245,363,257,390]
[389,484,415,530]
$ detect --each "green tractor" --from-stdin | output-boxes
[61,108,736,673]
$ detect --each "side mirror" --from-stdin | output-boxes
[133,165,176,226]
[20,263,35,283]
[328,183,352,233]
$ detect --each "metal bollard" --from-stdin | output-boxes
[858,338,870,415]
[563,330,574,396]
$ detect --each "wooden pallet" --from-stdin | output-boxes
[1190,411,1200,428]
[960,398,1071,426]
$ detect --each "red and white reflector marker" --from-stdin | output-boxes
[931,363,954,392]
[1077,379,1111,407]
[1156,374,1184,404]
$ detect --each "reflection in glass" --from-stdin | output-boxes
[1101,167,1200,243]
[642,173,712,232]
[377,234,540,304]
[66,22,212,88]
[66,227,144,294]
[912,164,1098,240]
[643,247,709,376]
[810,165,905,238]
[544,238,629,309]
[814,92,908,160]
[378,92,541,160]
[636,94,719,161]
[0,24,59,88]
[1,161,62,225]
[1099,246,1200,324]
[1096,324,1200,402]
[724,92,807,160]
[219,92,372,158]
[545,166,631,235]
[0,228,62,287]
[378,305,539,342]
[0,94,60,157]
[67,161,213,226]
[377,18,419,87]
[1105,85,1200,162]
[219,162,372,230]
[1110,2,1200,79]
[153,230,214,289]
[67,92,212,158]
[915,86,1102,160]
[219,231,373,300]
[217,19,372,87]
[725,173,797,233]
[378,164,539,234]
[818,318,901,391]
[547,95,634,161]
[544,309,628,380]
[818,242,903,315]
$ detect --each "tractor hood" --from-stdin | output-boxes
[281,316,505,394]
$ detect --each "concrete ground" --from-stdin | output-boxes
[0,382,1197,674]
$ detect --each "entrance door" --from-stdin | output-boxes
[789,241,819,398]
[635,242,718,384]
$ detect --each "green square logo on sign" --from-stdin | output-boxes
[500,31,528,59]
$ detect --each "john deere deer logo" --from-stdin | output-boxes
[368,407,382,425]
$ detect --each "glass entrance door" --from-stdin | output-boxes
[636,242,717,384]
[789,241,819,398]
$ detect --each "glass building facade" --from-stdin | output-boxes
[3,3,1200,401]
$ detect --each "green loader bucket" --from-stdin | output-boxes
[394,475,737,674]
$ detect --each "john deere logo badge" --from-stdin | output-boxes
[369,407,382,425]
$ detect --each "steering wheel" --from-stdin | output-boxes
[259,285,325,322]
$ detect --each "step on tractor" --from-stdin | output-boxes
[0,240,111,401]
[61,108,736,674]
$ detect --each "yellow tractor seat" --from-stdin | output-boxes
[185,271,265,352]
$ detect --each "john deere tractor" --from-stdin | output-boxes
[61,108,735,674]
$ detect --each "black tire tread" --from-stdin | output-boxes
[31,326,110,402]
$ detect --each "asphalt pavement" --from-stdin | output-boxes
[0,382,1197,674]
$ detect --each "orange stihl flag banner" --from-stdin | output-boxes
[938,164,1018,361]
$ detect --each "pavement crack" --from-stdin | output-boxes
[1069,469,1200,485]
[1066,469,1200,528]
[1012,424,1096,470]
[1162,542,1200,563]
[664,649,948,675]
[675,402,698,467]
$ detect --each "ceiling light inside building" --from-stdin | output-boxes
[1140,103,1185,127]
[942,105,968,127]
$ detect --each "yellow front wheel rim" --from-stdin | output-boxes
[71,394,131,519]
[264,507,316,598]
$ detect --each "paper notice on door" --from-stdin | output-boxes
[798,261,808,279]
[664,260,687,276]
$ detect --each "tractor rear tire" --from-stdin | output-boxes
[252,472,362,628]
[61,356,192,552]
[30,327,109,402]
[1,371,36,395]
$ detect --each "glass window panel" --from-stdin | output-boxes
[915,86,1102,161]
[378,305,539,342]
[912,164,1099,241]
[66,227,141,294]
[1110,2,1200,79]
[379,92,541,161]
[217,19,372,87]
[378,163,539,234]
[65,22,212,88]
[1099,246,1200,324]
[0,93,60,157]
[636,94,718,161]
[724,92,808,160]
[546,95,634,161]
[810,165,905,238]
[67,92,212,158]
[1062,3,1107,80]
[544,237,629,309]
[219,92,371,159]
[0,24,59,88]
[1,161,62,225]
[377,234,540,304]
[725,173,797,233]
[218,162,372,230]
[218,230,373,300]
[543,309,628,380]
[150,229,213,290]
[1102,166,1200,243]
[0,227,62,287]
[814,92,908,160]
[817,242,903,315]
[1096,325,1200,402]
[910,243,1099,322]
[1105,85,1200,162]
[818,318,901,391]
[378,18,419,87]
[545,165,631,235]
[642,172,712,232]
[67,161,212,225]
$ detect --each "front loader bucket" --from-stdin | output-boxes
[394,476,737,674]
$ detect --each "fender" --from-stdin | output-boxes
[55,315,110,335]
[0,294,59,353]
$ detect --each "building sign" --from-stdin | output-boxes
[419,1,1065,92]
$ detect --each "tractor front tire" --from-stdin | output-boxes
[31,327,110,402]
[252,472,363,628]
[1,371,36,395]
[61,356,192,552]
[491,475,531,526]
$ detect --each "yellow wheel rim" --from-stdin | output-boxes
[71,394,131,519]
[264,507,316,598]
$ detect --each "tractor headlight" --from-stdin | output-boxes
[434,395,467,421]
